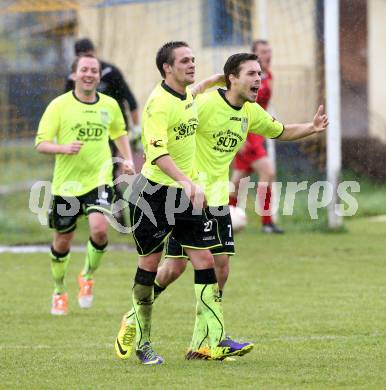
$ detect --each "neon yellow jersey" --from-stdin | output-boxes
[141,81,198,187]
[195,89,284,206]
[35,91,126,196]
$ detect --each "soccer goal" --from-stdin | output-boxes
[0,0,343,244]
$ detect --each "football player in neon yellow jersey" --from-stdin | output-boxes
[153,53,328,357]
[115,42,254,365]
[116,52,328,362]
[35,54,135,316]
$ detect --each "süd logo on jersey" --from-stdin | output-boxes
[216,136,238,148]
[173,121,198,140]
[77,122,105,140]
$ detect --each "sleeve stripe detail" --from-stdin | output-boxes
[271,124,285,139]
[151,153,169,165]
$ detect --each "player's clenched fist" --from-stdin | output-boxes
[62,141,84,154]
[122,159,136,175]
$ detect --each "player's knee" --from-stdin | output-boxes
[199,251,215,269]
[258,171,274,183]
[268,170,276,182]
[90,226,108,245]
[169,265,185,280]
[165,260,187,280]
[53,237,71,253]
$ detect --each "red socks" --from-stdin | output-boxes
[258,184,272,225]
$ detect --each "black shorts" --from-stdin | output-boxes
[128,174,221,256]
[48,185,114,233]
[165,205,235,259]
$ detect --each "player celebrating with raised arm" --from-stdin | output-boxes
[121,52,328,359]
[115,52,328,360]
[229,39,284,233]
[114,42,250,365]
[162,52,327,357]
[35,54,135,316]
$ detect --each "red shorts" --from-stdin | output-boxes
[234,133,267,173]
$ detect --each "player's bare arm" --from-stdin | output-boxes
[35,140,83,155]
[130,109,140,126]
[279,105,329,141]
[113,134,135,174]
[191,73,225,97]
[155,155,206,209]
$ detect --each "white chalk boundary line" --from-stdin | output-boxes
[367,215,386,222]
[0,244,135,254]
[0,180,36,195]
[0,333,383,350]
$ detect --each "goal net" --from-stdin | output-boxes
[0,0,328,243]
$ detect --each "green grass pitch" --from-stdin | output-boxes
[1,218,385,389]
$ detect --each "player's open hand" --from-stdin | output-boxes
[122,159,136,175]
[312,105,329,133]
[62,141,83,154]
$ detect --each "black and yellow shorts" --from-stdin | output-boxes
[128,174,221,256]
[48,185,114,233]
[165,205,235,259]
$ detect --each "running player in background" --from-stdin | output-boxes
[116,53,328,361]
[36,54,135,316]
[65,38,140,227]
[229,39,283,233]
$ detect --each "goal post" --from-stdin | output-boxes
[256,0,278,222]
[324,0,343,229]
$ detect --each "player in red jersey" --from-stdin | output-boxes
[229,39,284,233]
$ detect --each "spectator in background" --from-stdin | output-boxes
[229,39,284,234]
[65,38,140,227]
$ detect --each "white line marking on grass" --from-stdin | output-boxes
[0,341,165,350]
[0,343,112,350]
[1,334,382,351]
[367,215,386,222]
[0,244,135,253]
[0,181,36,195]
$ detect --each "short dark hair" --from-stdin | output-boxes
[156,41,189,78]
[71,54,101,75]
[251,39,269,53]
[74,38,95,55]
[223,53,259,89]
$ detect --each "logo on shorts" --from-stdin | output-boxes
[96,191,109,206]
[153,229,167,238]
[150,139,163,148]
[202,235,215,241]
[241,117,248,132]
